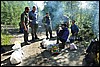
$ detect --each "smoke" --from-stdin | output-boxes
[92,1,99,38]
[33,1,44,10]
[45,1,69,29]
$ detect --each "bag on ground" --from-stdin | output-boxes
[10,41,23,64]
[70,43,77,50]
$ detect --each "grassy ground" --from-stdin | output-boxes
[1,33,14,46]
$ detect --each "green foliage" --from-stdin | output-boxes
[1,33,14,45]
[42,1,99,32]
[1,1,34,27]
[1,1,99,44]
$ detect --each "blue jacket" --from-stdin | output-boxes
[58,27,69,41]
[71,24,79,33]
[29,11,37,24]
[45,16,51,25]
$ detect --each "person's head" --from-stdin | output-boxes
[25,7,30,13]
[61,24,66,29]
[32,6,36,12]
[46,12,49,17]
[72,20,75,25]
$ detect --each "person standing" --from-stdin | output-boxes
[29,6,39,41]
[21,7,30,45]
[42,12,53,39]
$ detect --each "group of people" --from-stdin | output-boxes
[20,6,53,45]
[56,20,79,49]
[20,6,79,46]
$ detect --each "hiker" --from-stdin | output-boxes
[56,24,69,49]
[70,20,79,36]
[21,7,30,45]
[29,6,39,42]
[42,12,53,39]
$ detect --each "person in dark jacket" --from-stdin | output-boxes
[21,7,30,45]
[70,20,79,36]
[56,24,69,49]
[42,12,53,39]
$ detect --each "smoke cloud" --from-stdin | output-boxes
[45,1,69,29]
[92,1,99,38]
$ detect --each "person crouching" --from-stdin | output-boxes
[56,24,69,49]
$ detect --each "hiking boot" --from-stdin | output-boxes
[46,37,49,39]
[30,39,35,43]
[56,42,59,44]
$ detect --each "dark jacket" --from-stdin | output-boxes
[21,11,29,28]
[42,16,51,25]
[58,27,69,42]
[71,24,79,34]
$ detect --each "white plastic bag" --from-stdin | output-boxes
[10,41,23,64]
[70,43,77,50]
[41,39,50,48]
[10,50,23,64]
[47,44,53,50]
[12,41,21,50]
[41,39,58,51]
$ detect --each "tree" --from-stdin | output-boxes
[1,1,34,26]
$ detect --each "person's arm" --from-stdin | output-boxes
[29,12,32,27]
[75,25,79,33]
[76,25,79,32]
[21,13,27,31]
[29,11,33,20]
[70,25,73,33]
[23,22,27,32]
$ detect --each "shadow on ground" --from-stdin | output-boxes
[1,57,19,66]
[1,44,14,54]
[19,50,60,66]
[18,43,86,66]
[1,43,86,66]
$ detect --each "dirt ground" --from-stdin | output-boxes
[1,31,86,66]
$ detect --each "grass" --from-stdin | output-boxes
[1,33,14,46]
